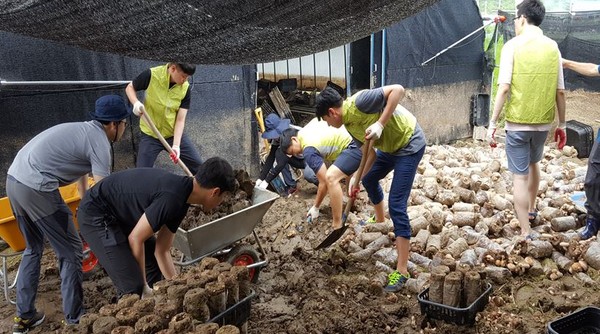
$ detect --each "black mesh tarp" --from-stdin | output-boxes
[499,10,600,91]
[385,0,485,88]
[0,0,440,65]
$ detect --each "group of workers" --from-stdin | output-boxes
[7,62,236,334]
[5,0,599,332]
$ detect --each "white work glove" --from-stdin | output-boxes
[169,145,180,164]
[306,205,320,223]
[486,121,497,148]
[133,101,146,117]
[257,180,268,190]
[365,121,384,140]
[142,284,153,299]
[348,175,359,198]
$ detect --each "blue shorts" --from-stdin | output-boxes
[333,144,362,176]
[505,130,548,175]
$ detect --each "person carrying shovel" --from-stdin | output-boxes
[6,95,131,333]
[315,84,426,293]
[125,62,203,174]
[280,125,362,231]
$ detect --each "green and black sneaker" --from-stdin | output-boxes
[384,271,410,293]
[13,311,45,334]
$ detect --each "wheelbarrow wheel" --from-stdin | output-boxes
[82,240,99,280]
[226,244,261,283]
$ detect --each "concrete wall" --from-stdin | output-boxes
[402,80,481,144]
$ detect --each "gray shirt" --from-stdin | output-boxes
[8,121,111,191]
[354,88,426,156]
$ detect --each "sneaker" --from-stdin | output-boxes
[384,271,410,293]
[13,311,45,334]
[359,215,377,225]
[579,216,599,240]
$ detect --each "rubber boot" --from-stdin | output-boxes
[579,216,600,240]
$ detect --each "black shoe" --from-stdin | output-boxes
[580,216,599,240]
[13,311,45,334]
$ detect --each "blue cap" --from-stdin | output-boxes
[90,95,131,121]
[262,113,291,139]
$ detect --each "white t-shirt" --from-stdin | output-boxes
[498,27,565,131]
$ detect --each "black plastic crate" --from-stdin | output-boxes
[566,120,594,158]
[208,290,256,327]
[547,306,600,334]
[418,282,492,325]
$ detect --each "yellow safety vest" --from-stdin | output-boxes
[141,64,189,138]
[342,91,416,153]
[506,26,559,124]
[298,127,352,162]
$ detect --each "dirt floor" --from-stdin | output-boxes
[0,89,598,334]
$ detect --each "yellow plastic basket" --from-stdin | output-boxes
[0,181,86,251]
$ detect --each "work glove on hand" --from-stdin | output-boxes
[133,101,146,117]
[169,145,180,164]
[365,121,384,140]
[554,122,567,150]
[257,180,268,190]
[486,121,497,148]
[348,175,360,198]
[306,205,319,223]
[142,284,153,299]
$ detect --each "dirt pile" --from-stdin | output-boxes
[180,170,255,231]
[60,257,251,334]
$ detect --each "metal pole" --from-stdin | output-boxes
[370,33,375,88]
[1,80,130,86]
[312,53,317,89]
[381,29,387,86]
[345,44,351,96]
[421,16,505,66]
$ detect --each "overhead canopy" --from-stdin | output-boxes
[0,0,440,65]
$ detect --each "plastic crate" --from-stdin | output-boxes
[547,306,600,334]
[418,282,492,325]
[208,290,256,327]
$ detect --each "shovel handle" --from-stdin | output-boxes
[140,112,194,177]
[342,139,374,220]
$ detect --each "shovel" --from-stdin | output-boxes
[315,139,373,250]
[140,112,194,177]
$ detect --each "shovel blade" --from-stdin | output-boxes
[315,225,349,250]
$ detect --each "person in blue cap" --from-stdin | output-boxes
[6,95,131,333]
[256,113,317,195]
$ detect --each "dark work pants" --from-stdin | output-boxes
[6,177,83,324]
[585,134,600,220]
[137,132,202,175]
[78,211,162,297]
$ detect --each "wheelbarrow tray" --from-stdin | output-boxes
[0,182,83,251]
[173,188,279,260]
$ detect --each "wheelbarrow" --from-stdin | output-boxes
[172,187,279,283]
[139,109,280,283]
[0,181,99,304]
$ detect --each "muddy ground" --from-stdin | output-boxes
[0,89,598,334]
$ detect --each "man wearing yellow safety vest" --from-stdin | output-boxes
[315,85,426,293]
[125,63,203,174]
[280,122,361,231]
[487,0,566,241]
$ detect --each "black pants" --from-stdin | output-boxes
[78,211,162,297]
[585,136,600,219]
